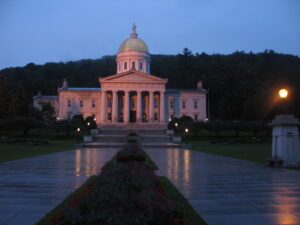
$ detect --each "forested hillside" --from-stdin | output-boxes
[1,49,300,121]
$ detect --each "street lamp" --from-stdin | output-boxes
[279,89,288,99]
[77,128,80,144]
[87,122,90,126]
[278,88,289,114]
[185,128,189,133]
[175,123,178,127]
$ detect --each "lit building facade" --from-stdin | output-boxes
[33,25,207,129]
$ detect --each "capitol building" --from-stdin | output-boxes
[33,25,207,129]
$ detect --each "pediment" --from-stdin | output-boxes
[100,71,167,84]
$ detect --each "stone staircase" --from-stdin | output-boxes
[80,128,181,148]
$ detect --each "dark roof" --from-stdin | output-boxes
[166,88,207,93]
[61,87,101,91]
[33,95,58,99]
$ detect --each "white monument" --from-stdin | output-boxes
[270,114,300,167]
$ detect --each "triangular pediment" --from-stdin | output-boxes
[100,70,167,84]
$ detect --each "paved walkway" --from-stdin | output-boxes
[144,147,300,225]
[0,148,118,225]
[1,147,300,225]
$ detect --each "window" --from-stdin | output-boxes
[108,113,112,121]
[124,62,127,70]
[194,114,198,121]
[154,98,158,108]
[108,97,112,107]
[182,101,186,109]
[170,99,174,109]
[139,61,143,70]
[118,63,121,71]
[132,99,136,108]
[154,112,158,120]
[92,100,96,108]
[67,100,71,107]
[80,100,83,108]
[132,61,135,69]
[194,101,198,109]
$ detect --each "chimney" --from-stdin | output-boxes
[62,78,68,89]
[197,81,203,89]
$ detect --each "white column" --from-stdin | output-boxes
[112,91,118,122]
[100,91,106,123]
[137,91,142,123]
[149,91,154,122]
[124,91,130,123]
[160,91,165,123]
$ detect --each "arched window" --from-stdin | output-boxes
[139,61,143,71]
[124,62,127,70]
[132,61,135,69]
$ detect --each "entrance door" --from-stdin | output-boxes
[130,110,136,122]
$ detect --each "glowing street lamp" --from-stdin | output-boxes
[87,122,90,126]
[56,117,60,120]
[175,123,178,127]
[185,128,189,133]
[279,89,288,99]
[76,128,80,144]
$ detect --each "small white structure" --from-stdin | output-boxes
[172,136,182,142]
[270,114,300,167]
[83,135,93,142]
[90,129,99,135]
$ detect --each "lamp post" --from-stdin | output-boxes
[77,128,80,144]
[184,128,189,145]
[278,88,288,114]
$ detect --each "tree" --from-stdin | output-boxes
[0,76,11,118]
[9,84,29,117]
[84,116,97,130]
[40,102,56,126]
[71,114,85,130]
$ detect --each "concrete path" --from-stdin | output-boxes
[0,148,118,225]
[144,147,300,225]
[1,147,300,225]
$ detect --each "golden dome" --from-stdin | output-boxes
[118,37,148,53]
[118,24,149,53]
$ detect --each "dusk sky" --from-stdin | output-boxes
[0,0,299,69]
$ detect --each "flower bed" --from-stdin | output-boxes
[36,141,207,225]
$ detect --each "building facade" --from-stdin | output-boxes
[33,25,207,129]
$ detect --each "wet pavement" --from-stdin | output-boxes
[1,147,300,225]
[144,147,300,225]
[0,148,118,225]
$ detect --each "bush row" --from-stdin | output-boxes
[50,139,189,225]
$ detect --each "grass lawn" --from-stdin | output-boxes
[0,139,76,163]
[190,141,272,163]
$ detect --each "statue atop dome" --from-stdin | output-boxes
[131,23,137,38]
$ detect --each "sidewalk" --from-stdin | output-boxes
[145,147,300,225]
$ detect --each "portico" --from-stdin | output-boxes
[99,69,167,126]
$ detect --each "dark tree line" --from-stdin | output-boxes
[1,49,300,121]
